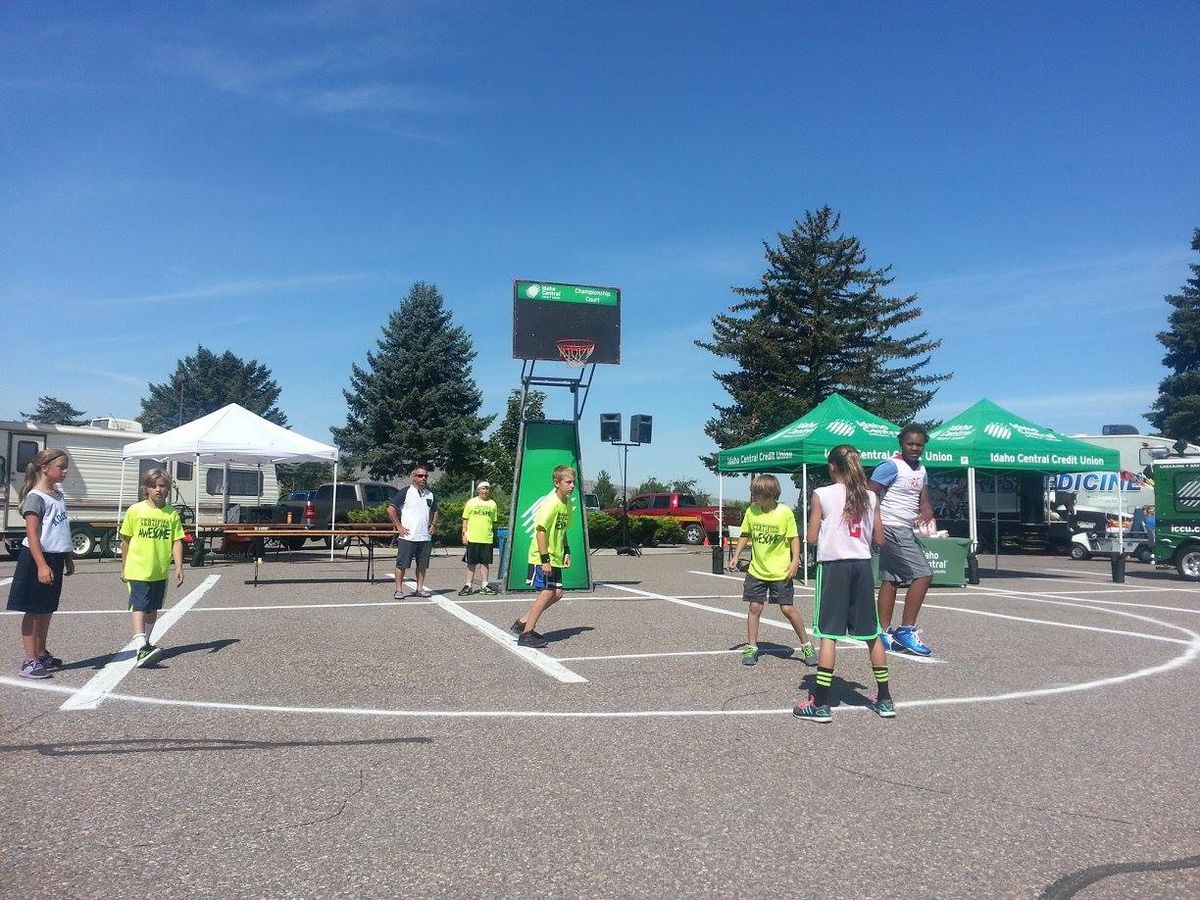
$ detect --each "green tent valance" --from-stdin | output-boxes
[717,394,901,473]
[924,398,1119,472]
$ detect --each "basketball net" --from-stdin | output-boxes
[556,338,595,369]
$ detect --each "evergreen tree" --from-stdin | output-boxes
[696,206,950,470]
[139,346,286,433]
[333,282,495,479]
[635,476,670,494]
[593,469,619,509]
[20,396,87,425]
[483,387,546,490]
[1147,228,1200,443]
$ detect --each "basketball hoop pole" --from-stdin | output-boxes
[518,358,597,423]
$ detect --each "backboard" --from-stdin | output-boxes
[513,279,621,365]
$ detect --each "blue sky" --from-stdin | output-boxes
[3,1,1197,498]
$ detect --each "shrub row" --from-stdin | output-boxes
[347,503,684,549]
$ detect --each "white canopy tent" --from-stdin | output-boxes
[120,404,340,555]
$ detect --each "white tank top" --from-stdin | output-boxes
[814,484,876,561]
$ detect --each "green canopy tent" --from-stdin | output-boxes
[924,398,1121,566]
[716,394,903,581]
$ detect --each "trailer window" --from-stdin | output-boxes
[175,461,193,482]
[16,440,39,473]
[205,469,264,496]
[139,459,168,480]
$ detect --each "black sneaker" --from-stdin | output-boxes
[135,644,163,667]
[517,632,548,649]
[509,619,525,635]
[37,649,64,669]
[458,585,474,596]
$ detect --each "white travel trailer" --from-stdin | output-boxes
[2,419,279,558]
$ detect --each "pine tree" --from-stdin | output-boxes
[593,469,619,509]
[1147,228,1200,443]
[333,282,495,479]
[696,206,950,469]
[483,387,546,491]
[20,396,87,426]
[139,346,286,433]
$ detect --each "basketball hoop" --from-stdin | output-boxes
[556,338,595,369]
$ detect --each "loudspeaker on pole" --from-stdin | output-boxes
[630,414,653,444]
[600,413,622,443]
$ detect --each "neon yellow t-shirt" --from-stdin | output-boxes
[120,501,184,582]
[462,496,498,544]
[526,490,572,567]
[743,503,798,582]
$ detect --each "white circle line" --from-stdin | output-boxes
[3,588,1197,719]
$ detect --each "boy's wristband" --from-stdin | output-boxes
[540,553,551,564]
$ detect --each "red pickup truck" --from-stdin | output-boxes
[603,492,741,545]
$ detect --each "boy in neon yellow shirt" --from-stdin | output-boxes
[459,481,499,595]
[120,469,184,666]
[727,474,817,667]
[509,465,574,649]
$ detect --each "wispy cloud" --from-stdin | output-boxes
[167,32,459,132]
[90,272,373,306]
[925,388,1157,425]
[63,365,145,388]
[902,245,1187,329]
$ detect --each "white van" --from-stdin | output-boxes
[1,419,278,558]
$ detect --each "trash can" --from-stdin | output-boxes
[711,545,724,575]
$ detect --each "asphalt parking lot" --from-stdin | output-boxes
[3,546,1199,899]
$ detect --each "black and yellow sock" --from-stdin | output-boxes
[812,666,834,706]
[872,666,891,701]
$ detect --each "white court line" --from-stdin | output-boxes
[558,640,865,663]
[5,584,1196,720]
[596,581,943,664]
[416,582,586,684]
[962,585,1200,616]
[0,577,11,588]
[60,574,221,711]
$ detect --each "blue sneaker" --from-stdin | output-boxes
[872,695,897,718]
[879,629,894,652]
[792,696,832,723]
[892,626,931,656]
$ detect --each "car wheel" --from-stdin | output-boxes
[104,530,123,558]
[285,537,306,550]
[1135,545,1153,564]
[71,526,96,559]
[1175,546,1200,582]
[682,523,706,545]
[1069,544,1089,561]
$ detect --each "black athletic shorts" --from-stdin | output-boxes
[463,542,494,566]
[813,559,880,640]
[741,573,795,606]
[6,548,68,614]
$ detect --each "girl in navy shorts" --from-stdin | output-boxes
[794,444,895,723]
[6,449,74,679]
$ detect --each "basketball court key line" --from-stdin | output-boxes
[60,574,222,711]
[415,581,586,684]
